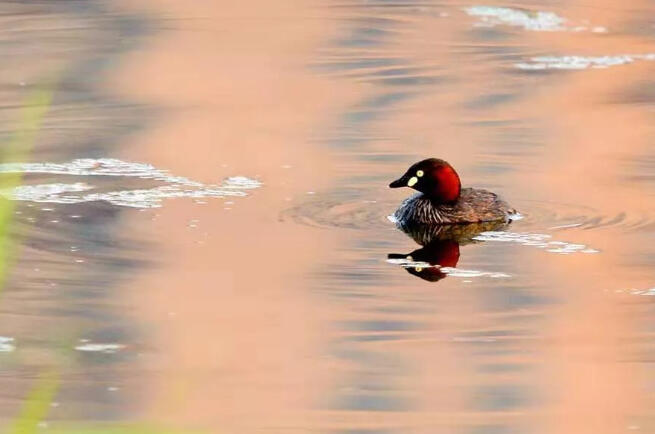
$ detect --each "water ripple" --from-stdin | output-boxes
[74,342,124,353]
[465,6,607,33]
[516,54,655,70]
[387,257,511,278]
[473,231,599,254]
[0,337,15,353]
[0,158,261,208]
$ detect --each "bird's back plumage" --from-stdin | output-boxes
[393,187,514,226]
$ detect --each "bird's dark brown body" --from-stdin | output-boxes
[392,188,515,226]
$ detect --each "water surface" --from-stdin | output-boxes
[1,0,655,433]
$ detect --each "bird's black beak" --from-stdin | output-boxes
[389,175,407,188]
[387,253,407,259]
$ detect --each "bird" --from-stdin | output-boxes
[389,158,517,227]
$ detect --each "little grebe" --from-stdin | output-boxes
[390,158,516,226]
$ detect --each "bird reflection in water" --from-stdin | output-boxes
[388,220,508,282]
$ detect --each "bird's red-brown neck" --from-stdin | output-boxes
[430,164,461,203]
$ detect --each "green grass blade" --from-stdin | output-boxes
[7,371,59,434]
[0,84,56,294]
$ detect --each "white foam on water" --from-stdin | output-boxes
[441,267,511,278]
[465,6,566,31]
[0,337,15,352]
[386,257,430,267]
[515,54,655,70]
[473,231,599,254]
[386,258,510,278]
[7,183,94,203]
[0,158,201,186]
[74,342,124,353]
[0,159,262,208]
[630,288,655,296]
[464,6,606,32]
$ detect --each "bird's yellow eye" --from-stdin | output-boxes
[417,170,424,177]
[415,267,423,272]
